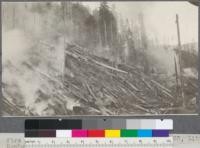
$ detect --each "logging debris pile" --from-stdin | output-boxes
[60,44,178,115]
[3,43,191,115]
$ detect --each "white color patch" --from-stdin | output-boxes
[56,130,72,138]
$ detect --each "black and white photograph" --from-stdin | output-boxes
[2,1,198,116]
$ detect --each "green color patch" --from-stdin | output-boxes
[120,129,138,137]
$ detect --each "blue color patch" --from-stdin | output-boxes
[138,130,152,137]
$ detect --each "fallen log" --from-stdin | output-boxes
[90,59,128,74]
[84,81,96,102]
[2,98,25,115]
[141,78,154,91]
[151,79,172,93]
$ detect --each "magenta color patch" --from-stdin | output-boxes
[72,130,88,137]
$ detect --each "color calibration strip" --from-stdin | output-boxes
[25,119,173,130]
[25,129,169,138]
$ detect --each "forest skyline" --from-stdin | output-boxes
[2,1,198,46]
[82,1,198,46]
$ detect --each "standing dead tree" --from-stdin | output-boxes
[175,14,185,108]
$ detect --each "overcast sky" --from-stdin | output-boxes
[83,1,198,45]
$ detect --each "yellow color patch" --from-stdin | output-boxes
[105,130,120,138]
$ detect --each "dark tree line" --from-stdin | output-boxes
[3,1,150,71]
[57,1,119,50]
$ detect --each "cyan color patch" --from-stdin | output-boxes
[138,130,152,137]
